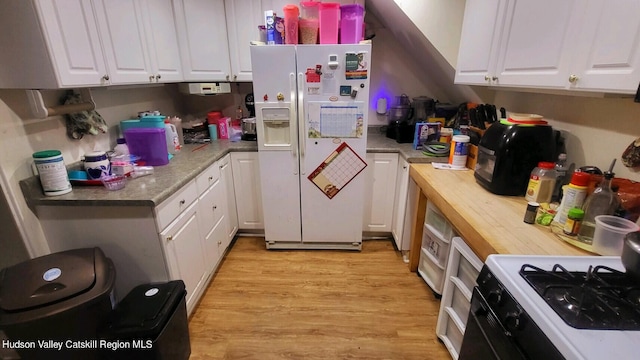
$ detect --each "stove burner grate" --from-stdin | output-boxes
[520,263,640,330]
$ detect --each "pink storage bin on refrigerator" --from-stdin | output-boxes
[123,128,169,166]
[319,3,340,44]
[283,4,300,44]
[340,4,364,44]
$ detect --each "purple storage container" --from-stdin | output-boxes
[124,128,169,166]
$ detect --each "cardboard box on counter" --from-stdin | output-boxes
[466,144,478,170]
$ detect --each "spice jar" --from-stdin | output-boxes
[524,202,540,224]
[563,207,584,236]
[525,162,557,203]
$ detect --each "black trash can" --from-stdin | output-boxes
[101,280,190,360]
[0,247,116,360]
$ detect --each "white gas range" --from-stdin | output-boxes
[459,254,640,360]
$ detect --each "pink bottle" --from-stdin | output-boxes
[340,4,364,44]
[283,4,300,44]
[319,3,340,44]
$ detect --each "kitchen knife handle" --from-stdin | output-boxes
[290,73,298,175]
[298,72,306,175]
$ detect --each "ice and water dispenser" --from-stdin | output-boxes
[260,106,292,147]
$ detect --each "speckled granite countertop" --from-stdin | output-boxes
[21,128,446,207]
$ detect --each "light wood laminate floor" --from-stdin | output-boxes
[188,237,450,360]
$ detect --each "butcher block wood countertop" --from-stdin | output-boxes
[408,164,591,271]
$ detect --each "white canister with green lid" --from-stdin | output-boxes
[32,150,72,196]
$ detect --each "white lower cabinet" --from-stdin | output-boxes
[363,153,399,232]
[391,158,410,250]
[160,198,207,315]
[220,153,239,244]
[436,237,483,360]
[231,152,264,230]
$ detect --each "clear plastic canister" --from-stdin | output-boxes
[525,162,557,204]
[283,4,299,44]
[319,3,340,44]
[448,135,470,168]
[340,4,364,44]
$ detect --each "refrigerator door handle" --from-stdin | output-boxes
[297,72,306,175]
[289,72,298,175]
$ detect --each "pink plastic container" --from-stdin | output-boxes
[300,1,320,19]
[283,4,300,44]
[124,128,169,166]
[340,4,364,44]
[319,3,340,44]
[300,1,320,44]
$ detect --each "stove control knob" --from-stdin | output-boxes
[505,311,524,332]
[487,289,503,306]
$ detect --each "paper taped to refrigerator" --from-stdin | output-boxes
[308,143,367,200]
[307,102,364,138]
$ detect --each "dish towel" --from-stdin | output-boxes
[63,91,108,140]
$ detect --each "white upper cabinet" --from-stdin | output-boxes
[94,0,182,85]
[456,0,640,94]
[570,0,640,93]
[0,0,108,88]
[454,0,507,86]
[225,0,265,81]
[494,0,583,89]
[174,0,231,81]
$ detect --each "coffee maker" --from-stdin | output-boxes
[241,93,257,141]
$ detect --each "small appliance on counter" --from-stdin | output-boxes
[385,94,414,143]
[241,93,257,141]
[474,115,558,196]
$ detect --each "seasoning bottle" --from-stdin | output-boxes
[524,202,539,224]
[563,207,584,236]
[551,153,571,202]
[525,162,557,203]
[553,171,590,226]
[576,163,621,244]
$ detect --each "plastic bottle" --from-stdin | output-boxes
[169,116,184,146]
[563,207,584,236]
[114,138,130,156]
[525,162,557,203]
[551,153,570,202]
[576,169,622,244]
[283,4,300,44]
[164,120,180,154]
[553,171,590,226]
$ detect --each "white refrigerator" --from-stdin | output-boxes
[250,44,372,250]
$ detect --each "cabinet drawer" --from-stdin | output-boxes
[195,161,221,194]
[450,282,471,325]
[422,223,451,268]
[425,201,456,241]
[418,248,446,295]
[456,254,480,292]
[156,180,198,231]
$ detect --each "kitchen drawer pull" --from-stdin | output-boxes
[491,76,498,81]
[208,176,213,181]
[102,74,109,81]
[213,205,217,210]
[156,74,162,80]
[149,75,155,82]
[179,199,186,205]
[568,74,579,83]
[484,75,491,81]
[166,235,173,241]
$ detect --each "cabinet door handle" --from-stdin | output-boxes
[484,75,491,81]
[568,74,579,83]
[213,205,217,210]
[149,75,155,82]
[179,199,185,205]
[403,165,407,169]
[218,241,222,245]
[166,235,173,241]
[102,74,110,81]
[226,74,230,81]
[208,176,213,181]
[233,74,237,81]
[491,76,498,81]
[156,74,162,80]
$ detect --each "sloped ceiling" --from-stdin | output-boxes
[366,0,491,104]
